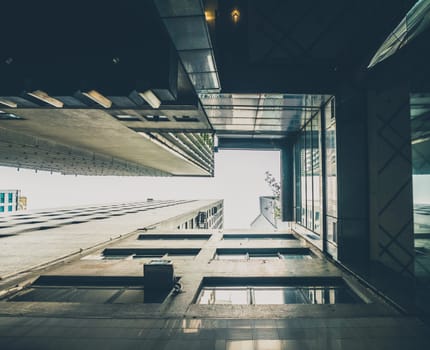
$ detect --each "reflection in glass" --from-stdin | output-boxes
[199,288,248,304]
[197,285,361,305]
[248,253,279,260]
[295,105,324,238]
[216,254,247,260]
[325,98,338,244]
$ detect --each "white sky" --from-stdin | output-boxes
[0,150,280,228]
[413,175,430,204]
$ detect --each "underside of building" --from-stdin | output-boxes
[1,0,430,348]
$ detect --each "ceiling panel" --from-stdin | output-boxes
[200,93,331,137]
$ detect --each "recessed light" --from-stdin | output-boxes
[0,98,17,108]
[81,90,112,108]
[27,90,64,108]
[138,90,161,109]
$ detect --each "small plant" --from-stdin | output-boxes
[264,171,281,219]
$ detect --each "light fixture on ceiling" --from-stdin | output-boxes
[205,10,215,22]
[139,90,161,109]
[27,90,64,108]
[0,98,17,108]
[81,90,112,108]
[231,8,240,23]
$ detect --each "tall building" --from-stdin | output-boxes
[0,222,429,349]
[0,0,430,347]
[250,196,278,229]
[0,199,223,280]
[0,189,21,214]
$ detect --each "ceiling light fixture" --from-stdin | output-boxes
[27,90,64,108]
[81,90,112,108]
[231,9,240,23]
[139,90,161,109]
[0,98,17,108]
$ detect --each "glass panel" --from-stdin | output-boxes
[295,138,302,223]
[163,17,209,50]
[167,254,195,259]
[198,288,248,305]
[179,49,216,73]
[411,93,430,299]
[303,287,360,304]
[301,133,307,225]
[253,288,285,304]
[188,72,219,90]
[254,288,307,304]
[112,289,144,304]
[312,114,321,234]
[280,254,311,260]
[68,288,117,303]
[102,255,131,260]
[248,254,279,260]
[305,121,314,230]
[133,254,164,259]
[216,254,246,260]
[325,98,338,247]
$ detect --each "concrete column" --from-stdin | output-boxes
[281,142,294,222]
[367,85,414,278]
[335,85,370,270]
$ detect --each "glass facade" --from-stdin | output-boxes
[294,97,338,255]
[197,285,361,305]
[411,93,430,291]
[324,98,338,253]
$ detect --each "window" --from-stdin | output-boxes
[222,233,297,240]
[143,115,169,122]
[8,193,13,202]
[101,248,200,260]
[6,276,174,304]
[0,193,4,203]
[138,234,210,240]
[0,206,4,212]
[199,288,248,305]
[174,116,199,122]
[113,114,141,121]
[7,205,13,212]
[8,286,167,304]
[197,286,361,305]
[215,248,312,261]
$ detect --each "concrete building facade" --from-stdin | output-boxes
[0,189,21,214]
[0,223,429,349]
[0,0,430,347]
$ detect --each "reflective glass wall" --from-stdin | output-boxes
[411,94,430,288]
[294,97,337,256]
[324,98,338,258]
